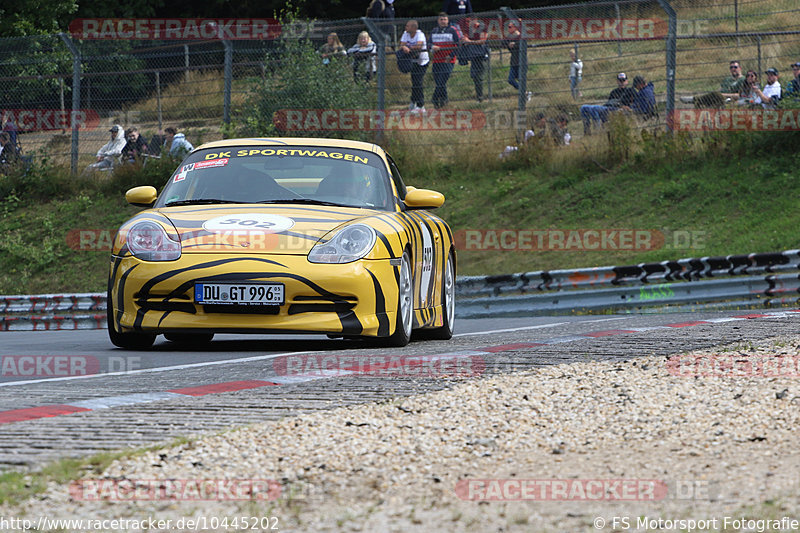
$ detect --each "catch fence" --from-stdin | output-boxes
[0,0,798,173]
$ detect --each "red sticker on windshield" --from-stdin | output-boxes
[195,158,229,170]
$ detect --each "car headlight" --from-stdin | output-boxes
[308,224,376,264]
[125,221,181,261]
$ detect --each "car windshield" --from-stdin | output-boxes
[156,146,395,211]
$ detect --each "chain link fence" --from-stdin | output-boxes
[0,0,797,173]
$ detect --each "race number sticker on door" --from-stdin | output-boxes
[419,224,434,306]
[202,213,295,234]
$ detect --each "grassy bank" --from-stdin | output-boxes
[1,125,798,295]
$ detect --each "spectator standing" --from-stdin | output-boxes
[84,124,126,172]
[579,72,637,134]
[503,22,530,100]
[1,113,18,149]
[442,0,472,17]
[429,13,463,109]
[164,127,194,157]
[347,31,378,83]
[461,17,489,102]
[319,33,346,64]
[121,127,150,163]
[367,0,396,46]
[786,62,800,97]
[752,67,781,108]
[398,20,429,113]
[569,49,583,99]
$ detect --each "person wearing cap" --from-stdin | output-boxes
[751,68,781,108]
[84,124,126,173]
[787,62,800,97]
[579,72,637,134]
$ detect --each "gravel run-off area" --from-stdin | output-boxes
[5,336,800,532]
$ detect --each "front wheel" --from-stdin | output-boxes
[380,252,413,347]
[107,293,156,350]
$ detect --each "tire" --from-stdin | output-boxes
[164,333,214,345]
[415,252,455,340]
[381,252,413,347]
[107,292,156,350]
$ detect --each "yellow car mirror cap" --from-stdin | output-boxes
[404,188,444,209]
[126,186,158,207]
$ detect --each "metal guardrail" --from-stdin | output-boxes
[2,250,800,330]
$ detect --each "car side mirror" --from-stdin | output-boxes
[126,186,158,208]
[404,188,445,209]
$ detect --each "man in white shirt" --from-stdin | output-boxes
[754,67,782,108]
[399,20,430,113]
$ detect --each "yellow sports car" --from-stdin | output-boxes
[108,138,455,349]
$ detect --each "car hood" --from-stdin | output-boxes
[157,204,377,254]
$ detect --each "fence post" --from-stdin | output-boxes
[657,0,677,132]
[363,17,386,144]
[223,40,232,128]
[155,71,162,131]
[59,33,81,175]
[59,77,66,135]
[184,44,190,83]
[756,35,762,77]
[614,3,623,57]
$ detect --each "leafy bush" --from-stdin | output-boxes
[243,34,374,140]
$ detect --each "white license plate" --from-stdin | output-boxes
[195,283,284,305]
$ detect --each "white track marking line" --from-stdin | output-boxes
[0,350,315,388]
[453,316,628,338]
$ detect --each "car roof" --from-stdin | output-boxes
[193,137,385,156]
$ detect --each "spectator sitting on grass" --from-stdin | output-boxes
[164,127,193,157]
[751,67,781,108]
[121,127,150,163]
[579,72,637,134]
[629,75,657,118]
[680,60,745,108]
[787,62,800,97]
[84,124,126,173]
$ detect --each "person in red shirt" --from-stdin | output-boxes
[429,13,464,109]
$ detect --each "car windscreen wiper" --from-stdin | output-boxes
[257,198,362,208]
[164,199,243,207]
